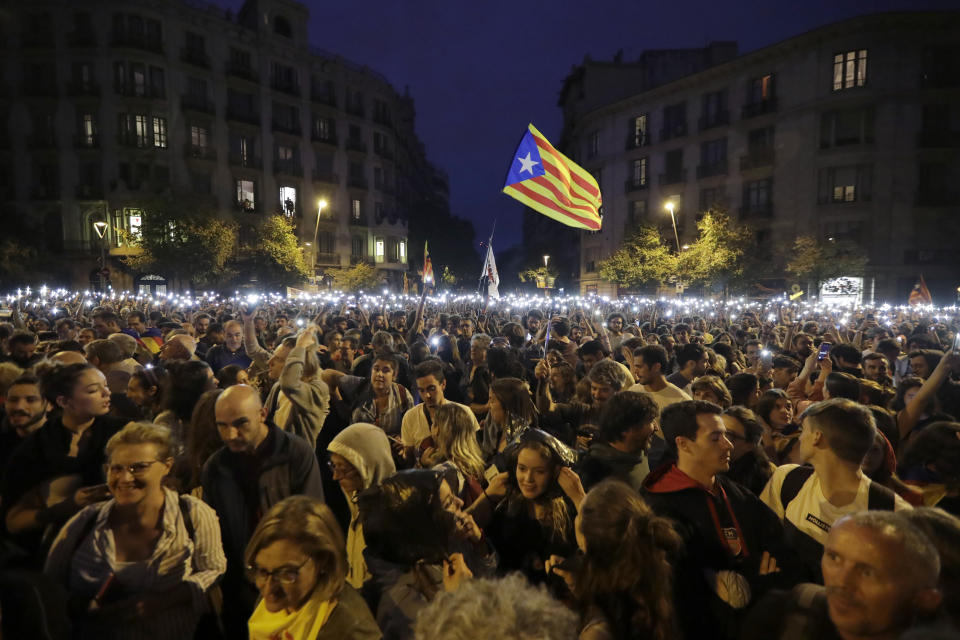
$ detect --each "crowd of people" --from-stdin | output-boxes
[0,288,958,639]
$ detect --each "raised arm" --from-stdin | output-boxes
[898,351,960,440]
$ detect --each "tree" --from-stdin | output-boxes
[677,211,754,288]
[125,195,236,288]
[598,225,677,288]
[233,215,310,288]
[330,261,381,291]
[786,235,868,293]
[518,264,558,289]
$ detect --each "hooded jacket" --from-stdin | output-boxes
[264,345,331,449]
[576,441,649,492]
[328,423,396,589]
[642,464,797,640]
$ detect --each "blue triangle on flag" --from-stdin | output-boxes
[504,130,546,187]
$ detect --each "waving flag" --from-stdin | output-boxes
[480,241,500,299]
[423,241,434,284]
[909,274,932,306]
[502,124,602,231]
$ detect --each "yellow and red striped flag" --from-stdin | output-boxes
[502,124,602,231]
[423,241,434,284]
[909,274,932,306]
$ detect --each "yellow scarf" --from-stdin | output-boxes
[248,591,336,640]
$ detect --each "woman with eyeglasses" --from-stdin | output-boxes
[44,421,226,640]
[720,407,776,496]
[245,495,380,640]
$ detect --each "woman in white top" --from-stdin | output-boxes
[45,421,226,640]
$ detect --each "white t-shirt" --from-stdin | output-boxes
[400,400,480,448]
[760,464,911,546]
[628,381,691,413]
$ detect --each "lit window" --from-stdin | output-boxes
[399,240,406,262]
[833,50,867,91]
[128,212,142,239]
[153,117,167,148]
[190,125,208,148]
[279,186,297,216]
[351,198,361,221]
[237,179,255,210]
[375,238,385,262]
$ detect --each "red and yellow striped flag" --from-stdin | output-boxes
[502,123,602,231]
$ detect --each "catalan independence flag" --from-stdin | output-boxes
[423,241,434,284]
[502,124,602,231]
[909,274,933,306]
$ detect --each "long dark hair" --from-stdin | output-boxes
[574,480,681,640]
[160,359,213,422]
[490,377,537,427]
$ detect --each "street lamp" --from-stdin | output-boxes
[93,220,108,292]
[312,199,328,271]
[664,201,681,252]
[543,254,550,267]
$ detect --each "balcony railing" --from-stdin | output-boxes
[695,160,728,179]
[349,215,368,226]
[314,252,340,265]
[658,170,687,186]
[180,47,210,68]
[372,112,392,127]
[270,78,300,96]
[225,62,258,83]
[741,98,778,119]
[67,82,100,97]
[698,111,730,131]
[185,145,217,161]
[312,169,339,184]
[659,123,687,142]
[311,132,337,146]
[740,203,774,218]
[624,178,649,193]
[272,120,302,136]
[115,85,166,100]
[181,94,215,114]
[739,147,775,171]
[917,130,960,148]
[310,89,336,107]
[274,160,303,177]
[75,184,104,199]
[625,135,649,150]
[117,133,151,149]
[74,134,100,149]
[226,107,261,126]
[347,175,368,189]
[110,32,163,54]
[346,138,367,152]
[228,153,262,169]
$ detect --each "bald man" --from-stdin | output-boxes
[201,385,324,637]
[159,334,197,362]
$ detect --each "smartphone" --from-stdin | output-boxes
[761,349,773,366]
[953,332,960,352]
[817,342,833,361]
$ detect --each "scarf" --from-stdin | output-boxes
[248,590,336,640]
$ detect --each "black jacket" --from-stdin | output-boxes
[577,442,648,492]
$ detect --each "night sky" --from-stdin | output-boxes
[226,0,957,250]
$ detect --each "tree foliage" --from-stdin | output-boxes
[330,261,381,291]
[125,195,236,288]
[786,235,868,289]
[234,215,310,288]
[598,225,677,287]
[677,211,754,287]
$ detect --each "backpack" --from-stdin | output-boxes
[779,465,896,511]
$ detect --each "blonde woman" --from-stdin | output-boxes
[245,496,380,639]
[422,403,487,505]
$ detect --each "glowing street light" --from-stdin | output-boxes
[664,201,681,252]
[311,199,328,271]
[93,220,108,291]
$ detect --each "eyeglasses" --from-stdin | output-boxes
[246,558,311,585]
[327,460,357,477]
[104,460,161,477]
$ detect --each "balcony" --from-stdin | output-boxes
[740,202,774,218]
[181,94,216,115]
[226,107,261,126]
[917,130,960,149]
[741,98,778,119]
[116,85,166,100]
[311,90,336,107]
[314,252,340,266]
[67,30,97,47]
[74,134,100,149]
[75,184,104,199]
[311,132,337,146]
[225,62,258,83]
[110,32,163,55]
[312,169,339,185]
[698,111,730,131]
[229,153,262,169]
[625,135,649,150]
[348,175,368,189]
[696,160,728,179]
[350,254,372,264]
[180,47,210,69]
[740,147,775,171]
[274,160,303,177]
[624,178,649,193]
[116,133,150,149]
[374,145,394,160]
[67,81,101,97]
[270,78,300,97]
[346,138,367,153]
[30,185,60,200]
[185,145,216,161]
[272,120,302,136]
[659,123,687,142]
[658,170,687,186]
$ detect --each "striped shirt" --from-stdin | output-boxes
[45,488,226,640]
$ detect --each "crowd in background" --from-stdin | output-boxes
[0,288,958,639]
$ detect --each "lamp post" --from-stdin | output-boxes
[312,199,328,273]
[93,220,108,292]
[664,201,681,252]
[543,254,550,268]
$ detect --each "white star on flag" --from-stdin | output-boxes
[517,152,539,175]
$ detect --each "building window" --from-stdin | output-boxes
[152,117,167,148]
[237,179,255,210]
[700,186,726,211]
[190,124,209,149]
[631,158,647,186]
[629,114,648,147]
[374,167,383,189]
[700,89,728,129]
[700,138,727,170]
[584,247,600,273]
[119,113,149,147]
[375,237,385,263]
[661,103,687,141]
[280,186,297,215]
[79,113,97,146]
[587,131,599,158]
[351,198,362,222]
[351,235,365,257]
[628,200,647,227]
[820,108,874,148]
[229,47,251,71]
[399,240,406,262]
[817,165,873,204]
[387,238,400,263]
[274,15,292,38]
[832,50,867,91]
[748,74,775,103]
[313,115,333,140]
[743,178,772,213]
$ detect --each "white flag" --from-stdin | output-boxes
[481,242,500,299]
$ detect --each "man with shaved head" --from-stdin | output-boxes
[201,384,324,636]
[158,333,198,362]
